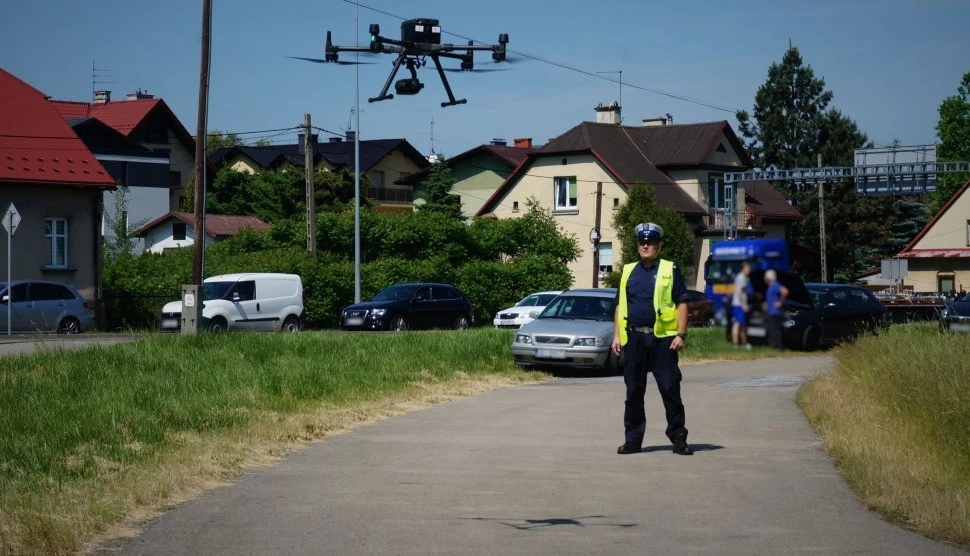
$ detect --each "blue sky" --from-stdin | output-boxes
[3,0,968,159]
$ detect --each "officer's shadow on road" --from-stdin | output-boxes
[639,443,724,453]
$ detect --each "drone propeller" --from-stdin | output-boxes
[442,67,509,73]
[287,56,377,66]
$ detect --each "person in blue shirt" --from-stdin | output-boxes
[764,269,789,350]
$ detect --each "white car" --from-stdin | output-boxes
[493,291,563,329]
[159,273,304,332]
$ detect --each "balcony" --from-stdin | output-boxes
[704,209,761,231]
[369,185,413,204]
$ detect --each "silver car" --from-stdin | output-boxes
[511,288,620,373]
[0,280,95,334]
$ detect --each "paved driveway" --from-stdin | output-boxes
[0,334,137,357]
[94,356,963,555]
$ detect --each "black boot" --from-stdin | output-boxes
[671,432,693,456]
[617,444,642,455]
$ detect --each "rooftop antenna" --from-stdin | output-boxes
[92,59,114,96]
[429,115,436,157]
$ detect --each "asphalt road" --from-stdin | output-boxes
[93,355,963,555]
[0,334,138,356]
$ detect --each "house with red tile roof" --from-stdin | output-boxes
[473,104,802,290]
[134,211,270,254]
[0,67,116,312]
[894,180,970,293]
[396,137,534,219]
[50,89,195,212]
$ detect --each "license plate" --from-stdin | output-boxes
[747,326,767,338]
[345,317,364,326]
[536,349,566,359]
[161,318,178,329]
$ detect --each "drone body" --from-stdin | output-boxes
[291,18,510,108]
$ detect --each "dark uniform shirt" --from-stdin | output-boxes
[615,259,689,328]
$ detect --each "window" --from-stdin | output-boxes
[613,197,620,209]
[230,281,256,301]
[370,170,385,188]
[554,177,577,211]
[44,218,68,267]
[707,173,727,209]
[173,222,187,241]
[598,242,613,275]
[966,219,969,246]
[512,201,519,212]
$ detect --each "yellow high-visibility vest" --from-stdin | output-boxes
[616,258,678,346]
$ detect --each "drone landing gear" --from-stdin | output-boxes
[431,56,466,107]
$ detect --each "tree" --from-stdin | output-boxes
[607,184,694,286]
[415,161,463,221]
[736,46,833,172]
[205,130,244,154]
[930,72,970,213]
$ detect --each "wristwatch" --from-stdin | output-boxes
[677,332,687,340]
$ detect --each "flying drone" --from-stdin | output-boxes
[290,18,510,108]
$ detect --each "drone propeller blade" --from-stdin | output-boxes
[442,67,510,73]
[495,54,527,65]
[287,56,377,66]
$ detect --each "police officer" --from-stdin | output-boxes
[611,222,693,456]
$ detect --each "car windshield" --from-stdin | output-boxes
[202,281,236,301]
[707,260,745,284]
[539,295,615,321]
[517,293,558,307]
[372,284,418,302]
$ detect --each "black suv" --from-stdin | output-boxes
[340,283,474,331]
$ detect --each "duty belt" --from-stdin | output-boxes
[628,326,654,335]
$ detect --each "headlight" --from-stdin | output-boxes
[371,308,387,317]
[783,319,796,328]
[515,334,532,344]
[528,311,540,318]
[574,337,604,347]
[941,308,949,319]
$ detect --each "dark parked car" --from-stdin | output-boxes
[340,283,473,331]
[941,292,970,333]
[685,289,716,327]
[746,272,890,350]
[0,280,94,334]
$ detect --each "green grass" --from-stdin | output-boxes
[0,326,784,554]
[798,323,970,546]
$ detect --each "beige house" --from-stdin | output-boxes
[896,180,970,293]
[0,68,116,304]
[398,138,533,219]
[50,90,195,211]
[475,106,800,290]
[209,135,430,213]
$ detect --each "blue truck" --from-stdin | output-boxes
[704,238,790,325]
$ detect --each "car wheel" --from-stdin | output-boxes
[281,315,301,332]
[801,325,821,351]
[453,314,471,331]
[389,315,409,332]
[207,317,228,333]
[58,317,81,334]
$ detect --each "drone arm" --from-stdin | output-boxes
[431,55,467,108]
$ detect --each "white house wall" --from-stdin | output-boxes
[144,221,216,254]
[103,186,171,253]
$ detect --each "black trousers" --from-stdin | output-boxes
[622,330,687,446]
[766,314,784,350]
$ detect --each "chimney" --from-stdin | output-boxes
[513,137,533,149]
[642,117,669,127]
[93,90,111,104]
[297,133,318,154]
[594,101,621,124]
[328,136,343,143]
[126,88,154,100]
[666,112,673,125]
[490,138,507,146]
[345,130,356,141]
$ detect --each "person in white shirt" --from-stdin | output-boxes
[731,261,752,349]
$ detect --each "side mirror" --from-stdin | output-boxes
[232,292,241,301]
[1,295,7,303]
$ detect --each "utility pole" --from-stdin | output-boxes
[818,153,827,283]
[591,182,603,288]
[304,113,316,259]
[185,0,212,334]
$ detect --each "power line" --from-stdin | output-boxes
[336,0,737,113]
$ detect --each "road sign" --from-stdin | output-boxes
[3,203,20,236]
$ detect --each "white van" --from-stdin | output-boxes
[159,273,304,332]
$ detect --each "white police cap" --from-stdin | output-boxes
[635,222,664,241]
